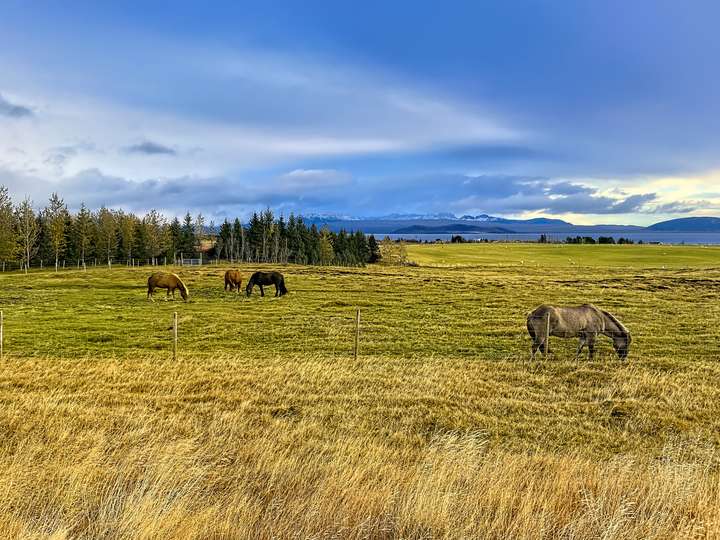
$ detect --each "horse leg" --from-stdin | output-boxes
[148,287,154,302]
[574,334,587,360]
[537,336,549,356]
[531,339,541,360]
[259,284,265,297]
[274,283,279,297]
[587,334,597,360]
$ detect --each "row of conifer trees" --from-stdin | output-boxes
[0,187,381,270]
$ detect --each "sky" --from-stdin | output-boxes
[1,0,720,225]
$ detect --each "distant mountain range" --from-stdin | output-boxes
[392,224,515,235]
[300,214,720,235]
[646,217,720,232]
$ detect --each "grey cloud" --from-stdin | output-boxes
[124,141,177,156]
[0,93,33,118]
[0,166,710,221]
[42,142,96,174]
[547,181,595,196]
[363,174,660,217]
[33,167,352,217]
[649,200,720,214]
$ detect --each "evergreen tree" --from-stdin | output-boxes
[180,212,195,257]
[72,203,94,266]
[367,235,381,263]
[232,218,244,262]
[319,227,334,265]
[96,206,117,267]
[35,211,52,266]
[246,212,263,262]
[261,208,274,262]
[0,186,17,263]
[166,217,182,263]
[306,223,321,265]
[63,211,75,263]
[117,211,138,264]
[218,219,231,260]
[44,193,68,271]
[352,230,370,265]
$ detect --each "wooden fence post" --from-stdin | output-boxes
[545,312,550,359]
[354,309,360,360]
[173,312,178,361]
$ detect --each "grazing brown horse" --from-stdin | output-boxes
[526,304,631,360]
[224,270,243,293]
[147,272,189,302]
[246,271,288,297]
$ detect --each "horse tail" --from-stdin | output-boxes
[526,313,536,339]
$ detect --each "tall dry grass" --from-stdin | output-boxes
[0,354,718,538]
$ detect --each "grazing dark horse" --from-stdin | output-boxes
[147,272,189,302]
[246,271,288,297]
[224,270,243,293]
[526,304,631,360]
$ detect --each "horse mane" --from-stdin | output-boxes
[601,309,630,340]
[172,273,189,295]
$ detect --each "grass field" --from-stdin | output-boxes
[0,243,719,538]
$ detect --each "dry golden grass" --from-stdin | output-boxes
[0,353,718,539]
[0,243,719,538]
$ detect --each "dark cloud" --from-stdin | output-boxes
[124,141,177,156]
[0,93,33,118]
[547,182,595,196]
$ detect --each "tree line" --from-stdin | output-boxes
[0,187,381,272]
[563,236,635,244]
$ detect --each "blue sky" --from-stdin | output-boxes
[1,1,719,224]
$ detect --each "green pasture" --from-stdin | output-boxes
[0,243,717,363]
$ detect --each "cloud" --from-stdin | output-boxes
[0,166,353,218]
[0,165,715,225]
[124,141,177,156]
[42,142,95,174]
[0,93,33,118]
[355,174,665,217]
[278,169,352,189]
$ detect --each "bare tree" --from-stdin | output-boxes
[15,197,38,273]
[228,223,236,263]
[194,213,205,263]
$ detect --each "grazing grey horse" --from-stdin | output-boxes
[526,304,631,360]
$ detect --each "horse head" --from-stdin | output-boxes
[602,310,631,360]
[612,332,631,360]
